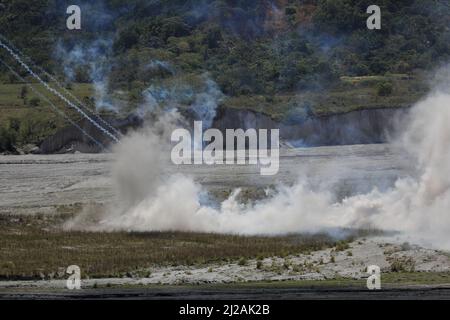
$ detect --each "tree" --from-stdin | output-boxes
[0,126,16,152]
[377,81,393,96]
[19,85,28,100]
[28,97,41,107]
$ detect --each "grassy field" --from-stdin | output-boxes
[0,82,93,117]
[0,213,345,280]
[0,82,94,147]
[225,73,429,121]
[1,213,448,288]
[0,81,124,148]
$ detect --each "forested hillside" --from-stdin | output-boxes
[1,0,450,150]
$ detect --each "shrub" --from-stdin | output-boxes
[285,7,297,15]
[377,81,393,96]
[28,97,41,107]
[292,265,301,272]
[335,240,350,251]
[238,257,247,266]
[390,257,415,272]
[19,86,28,99]
[74,66,91,83]
[0,127,16,152]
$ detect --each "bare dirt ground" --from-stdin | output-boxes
[1,144,449,299]
[0,144,414,215]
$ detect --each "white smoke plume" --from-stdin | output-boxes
[137,73,224,129]
[68,71,450,250]
[55,39,117,112]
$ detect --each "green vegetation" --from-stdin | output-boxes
[0,83,97,152]
[0,213,343,279]
[334,240,350,251]
[2,0,446,91]
[377,81,394,96]
[225,73,428,120]
[0,0,448,149]
[256,261,263,270]
[389,256,416,272]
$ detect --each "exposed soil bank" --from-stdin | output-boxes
[213,107,409,147]
[38,107,409,154]
[38,114,143,154]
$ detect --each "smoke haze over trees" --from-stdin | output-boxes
[1,0,449,94]
[1,0,450,150]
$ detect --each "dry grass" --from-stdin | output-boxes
[0,214,346,280]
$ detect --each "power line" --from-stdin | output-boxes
[0,57,106,150]
[0,40,119,143]
[0,33,122,137]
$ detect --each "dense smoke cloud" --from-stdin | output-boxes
[65,66,450,250]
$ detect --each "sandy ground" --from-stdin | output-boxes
[0,144,414,215]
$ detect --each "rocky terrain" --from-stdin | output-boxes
[0,237,449,289]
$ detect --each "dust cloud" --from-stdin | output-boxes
[67,76,450,250]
